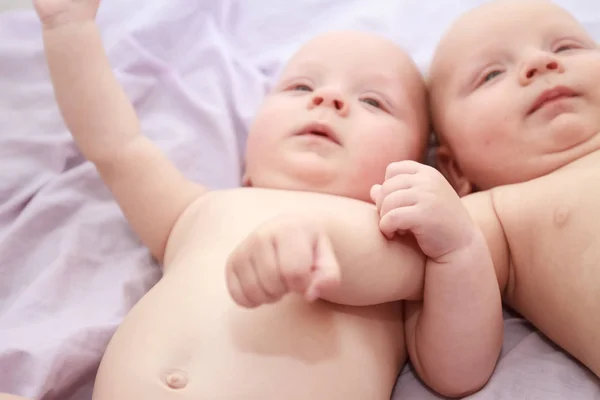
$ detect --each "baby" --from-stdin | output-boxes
[29,0,502,399]
[375,0,600,382]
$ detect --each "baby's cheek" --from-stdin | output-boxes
[367,126,420,160]
[354,138,413,184]
[246,108,287,164]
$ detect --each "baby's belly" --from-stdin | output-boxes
[92,263,404,400]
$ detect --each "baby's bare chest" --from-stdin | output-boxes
[164,187,372,266]
[496,162,600,274]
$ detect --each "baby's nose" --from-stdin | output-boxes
[309,88,349,116]
[520,52,565,85]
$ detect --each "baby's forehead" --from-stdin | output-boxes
[285,40,421,86]
[430,1,586,77]
[282,55,414,84]
[288,38,413,72]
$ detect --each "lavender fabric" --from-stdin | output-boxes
[1,0,599,399]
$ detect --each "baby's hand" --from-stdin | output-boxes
[225,214,341,308]
[34,0,100,28]
[371,161,476,261]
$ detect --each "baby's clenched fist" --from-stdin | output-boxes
[226,214,341,308]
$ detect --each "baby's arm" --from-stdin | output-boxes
[226,202,427,309]
[36,0,206,262]
[404,232,502,397]
[317,203,426,305]
[406,191,510,397]
[405,191,507,397]
[373,162,503,398]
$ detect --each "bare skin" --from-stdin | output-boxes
[474,150,600,375]
[422,0,600,379]
[32,0,502,398]
[93,189,419,400]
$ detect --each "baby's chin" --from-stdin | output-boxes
[243,173,373,203]
[540,113,599,151]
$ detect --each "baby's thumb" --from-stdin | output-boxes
[306,233,341,301]
[370,184,382,211]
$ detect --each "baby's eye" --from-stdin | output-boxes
[361,98,382,109]
[483,70,502,82]
[555,44,578,53]
[292,84,312,92]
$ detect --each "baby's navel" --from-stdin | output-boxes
[554,205,571,228]
[163,369,188,390]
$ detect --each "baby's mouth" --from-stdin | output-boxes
[528,86,579,115]
[296,122,341,145]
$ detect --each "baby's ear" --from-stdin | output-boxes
[435,145,472,197]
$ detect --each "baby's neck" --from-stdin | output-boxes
[552,136,600,173]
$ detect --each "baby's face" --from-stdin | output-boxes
[431,0,600,192]
[244,31,427,202]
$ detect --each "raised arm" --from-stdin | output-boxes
[36,0,207,262]
[373,162,505,398]
[403,190,509,398]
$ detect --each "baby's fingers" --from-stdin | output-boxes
[306,233,341,301]
[226,243,273,308]
[236,257,277,307]
[384,160,422,180]
[379,188,418,220]
[277,226,314,294]
[251,237,288,300]
[379,206,418,240]
[370,184,383,212]
[226,267,254,308]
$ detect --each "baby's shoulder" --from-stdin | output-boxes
[461,190,505,241]
[490,173,561,215]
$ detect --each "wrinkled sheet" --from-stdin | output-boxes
[1,0,600,399]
